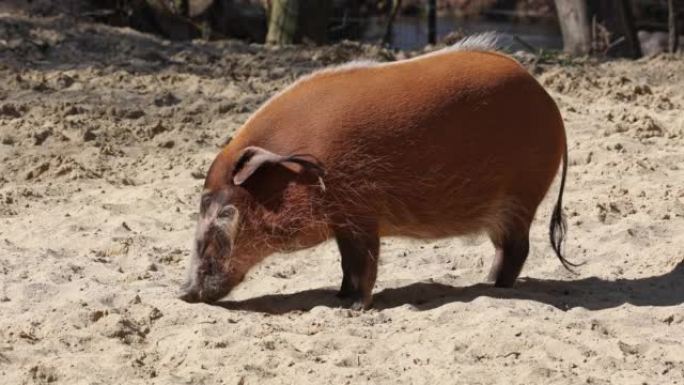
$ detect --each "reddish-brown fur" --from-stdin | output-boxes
[180,44,569,309]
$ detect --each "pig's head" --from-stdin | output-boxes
[179,146,326,303]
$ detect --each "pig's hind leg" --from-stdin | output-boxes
[334,222,380,310]
[486,218,531,287]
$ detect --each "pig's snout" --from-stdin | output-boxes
[179,259,232,304]
[179,276,232,303]
[178,288,202,303]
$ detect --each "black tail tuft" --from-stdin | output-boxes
[549,140,583,272]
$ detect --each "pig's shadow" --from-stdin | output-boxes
[215,261,684,314]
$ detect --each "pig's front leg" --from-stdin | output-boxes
[334,221,380,310]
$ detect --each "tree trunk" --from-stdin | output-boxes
[613,0,642,58]
[427,0,437,45]
[383,0,402,46]
[554,0,591,55]
[669,0,679,53]
[266,0,300,45]
[299,0,331,45]
[176,0,189,17]
[266,0,329,45]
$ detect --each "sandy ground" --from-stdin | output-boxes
[1,13,683,385]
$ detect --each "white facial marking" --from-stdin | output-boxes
[182,194,239,293]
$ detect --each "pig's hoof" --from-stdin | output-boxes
[349,297,372,311]
[337,289,371,310]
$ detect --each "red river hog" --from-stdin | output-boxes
[180,33,576,309]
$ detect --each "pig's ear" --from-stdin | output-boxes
[232,146,325,186]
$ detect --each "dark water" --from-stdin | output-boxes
[363,15,563,51]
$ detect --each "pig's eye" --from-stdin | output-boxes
[218,205,237,219]
[200,195,212,213]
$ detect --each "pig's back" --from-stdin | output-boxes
[229,50,565,237]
